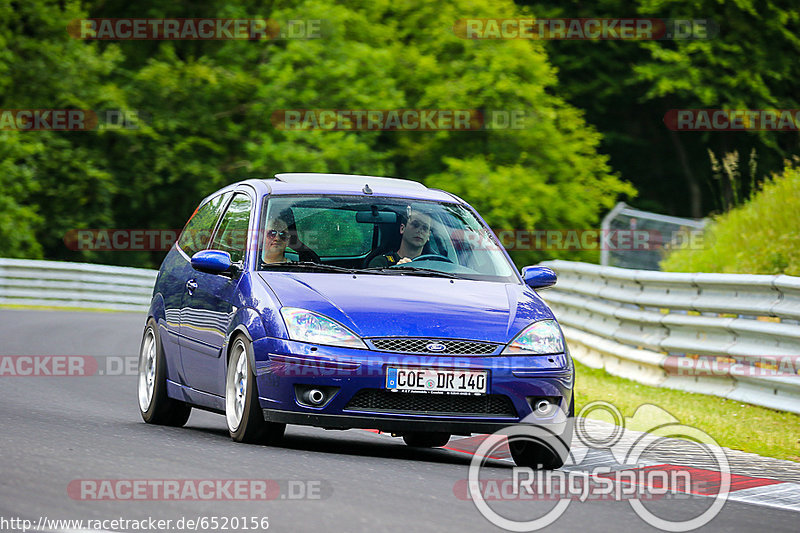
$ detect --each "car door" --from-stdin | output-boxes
[179,191,253,395]
[155,247,193,382]
[164,191,231,384]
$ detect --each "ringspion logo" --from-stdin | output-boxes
[466,402,731,531]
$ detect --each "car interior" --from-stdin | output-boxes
[281,206,451,269]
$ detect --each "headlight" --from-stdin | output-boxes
[502,319,565,355]
[280,307,367,349]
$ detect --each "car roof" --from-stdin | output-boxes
[234,173,460,203]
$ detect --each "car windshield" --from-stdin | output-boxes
[257,195,518,283]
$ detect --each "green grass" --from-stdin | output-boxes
[574,360,800,462]
[661,163,800,275]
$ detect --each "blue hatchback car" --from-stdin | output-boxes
[138,173,574,468]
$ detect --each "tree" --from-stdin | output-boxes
[0,0,124,261]
[2,0,634,268]
[516,0,800,217]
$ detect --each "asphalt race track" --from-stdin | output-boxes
[0,309,798,533]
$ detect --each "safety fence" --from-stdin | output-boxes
[0,258,156,312]
[2,257,798,413]
[538,260,800,413]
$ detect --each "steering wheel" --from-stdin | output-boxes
[410,253,453,263]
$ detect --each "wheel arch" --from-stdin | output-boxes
[147,292,166,328]
[225,306,267,370]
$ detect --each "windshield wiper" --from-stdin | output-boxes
[261,262,388,275]
[366,266,461,279]
[262,262,460,278]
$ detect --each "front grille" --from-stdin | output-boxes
[345,389,517,417]
[369,338,499,355]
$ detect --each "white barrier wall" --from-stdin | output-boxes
[0,258,157,312]
[538,260,800,414]
[2,257,798,413]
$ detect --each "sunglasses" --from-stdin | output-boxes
[266,229,289,241]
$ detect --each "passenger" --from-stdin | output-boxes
[369,210,432,267]
[261,209,293,264]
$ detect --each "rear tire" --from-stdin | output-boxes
[137,318,192,427]
[226,335,285,444]
[402,432,451,448]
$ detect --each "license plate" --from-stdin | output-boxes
[385,367,487,395]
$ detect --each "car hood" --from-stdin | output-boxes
[258,272,554,343]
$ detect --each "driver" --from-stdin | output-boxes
[261,209,294,265]
[369,210,432,267]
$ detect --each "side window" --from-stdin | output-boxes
[177,192,231,257]
[210,193,252,263]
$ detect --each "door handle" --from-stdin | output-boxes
[186,279,198,295]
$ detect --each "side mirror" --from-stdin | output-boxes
[191,250,233,274]
[522,266,557,289]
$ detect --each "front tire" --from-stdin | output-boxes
[508,436,567,469]
[138,318,191,426]
[509,397,574,469]
[225,336,285,444]
[402,432,451,448]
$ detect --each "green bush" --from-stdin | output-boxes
[661,163,800,275]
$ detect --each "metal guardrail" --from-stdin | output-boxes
[539,260,800,414]
[601,201,707,270]
[0,258,157,312]
[2,258,798,412]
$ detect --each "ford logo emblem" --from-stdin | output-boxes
[426,342,447,352]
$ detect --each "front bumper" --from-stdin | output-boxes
[253,337,574,435]
[263,410,543,434]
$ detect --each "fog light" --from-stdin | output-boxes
[304,389,325,405]
[295,385,339,407]
[527,396,560,417]
[535,399,552,414]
